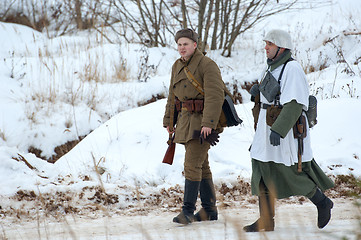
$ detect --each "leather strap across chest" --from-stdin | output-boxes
[184,67,205,95]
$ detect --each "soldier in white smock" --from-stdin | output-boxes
[244,29,334,232]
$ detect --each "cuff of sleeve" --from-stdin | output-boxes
[271,100,303,138]
[201,121,217,130]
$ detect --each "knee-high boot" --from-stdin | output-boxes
[194,178,218,221]
[243,181,275,232]
[309,188,333,229]
[173,179,200,224]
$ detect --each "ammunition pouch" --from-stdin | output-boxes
[175,99,204,113]
[266,104,282,127]
[306,95,317,128]
[259,71,281,103]
[194,100,204,113]
[175,98,181,112]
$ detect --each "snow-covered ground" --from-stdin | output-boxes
[2,198,360,240]
[0,0,361,239]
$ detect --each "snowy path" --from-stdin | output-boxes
[2,198,359,240]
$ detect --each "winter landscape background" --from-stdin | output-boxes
[0,0,361,239]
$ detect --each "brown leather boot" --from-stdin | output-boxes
[243,194,275,232]
[244,180,275,232]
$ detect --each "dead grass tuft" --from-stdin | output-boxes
[87,187,119,205]
[79,62,102,83]
[332,174,361,197]
[113,58,130,82]
[12,154,36,170]
[0,129,6,141]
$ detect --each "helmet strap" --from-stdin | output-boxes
[271,47,281,60]
[267,49,292,71]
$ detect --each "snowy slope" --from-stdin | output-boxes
[0,0,361,199]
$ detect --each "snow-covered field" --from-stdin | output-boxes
[0,0,361,239]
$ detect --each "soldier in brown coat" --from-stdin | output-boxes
[163,28,226,224]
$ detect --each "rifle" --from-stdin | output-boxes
[162,92,177,165]
[162,133,175,165]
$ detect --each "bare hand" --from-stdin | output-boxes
[201,127,212,138]
[166,126,175,134]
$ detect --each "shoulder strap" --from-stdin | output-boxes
[184,66,234,102]
[184,67,205,96]
[278,57,293,83]
[275,57,293,105]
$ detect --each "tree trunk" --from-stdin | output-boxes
[219,0,231,50]
[181,0,187,28]
[211,0,220,50]
[152,0,159,46]
[197,0,207,50]
[75,0,83,30]
[201,0,214,53]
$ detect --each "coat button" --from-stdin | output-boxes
[184,85,187,88]
[211,120,214,122]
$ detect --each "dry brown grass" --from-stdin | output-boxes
[3,174,359,221]
[1,176,360,240]
[113,58,130,82]
[0,129,6,141]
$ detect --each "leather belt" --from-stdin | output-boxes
[261,103,282,109]
[261,103,272,109]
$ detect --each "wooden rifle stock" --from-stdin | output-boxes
[163,91,176,165]
[162,134,175,165]
[293,115,307,173]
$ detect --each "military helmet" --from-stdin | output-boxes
[263,29,293,49]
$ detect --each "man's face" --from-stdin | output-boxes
[264,41,279,59]
[177,37,197,61]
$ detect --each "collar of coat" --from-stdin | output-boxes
[175,48,204,76]
[267,49,292,72]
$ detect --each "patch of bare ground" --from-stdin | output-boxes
[27,135,87,163]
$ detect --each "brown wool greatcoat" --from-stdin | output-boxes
[163,49,225,144]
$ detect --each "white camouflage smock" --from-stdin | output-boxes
[250,60,313,166]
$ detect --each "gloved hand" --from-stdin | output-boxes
[200,129,220,146]
[250,84,260,97]
[269,130,281,146]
